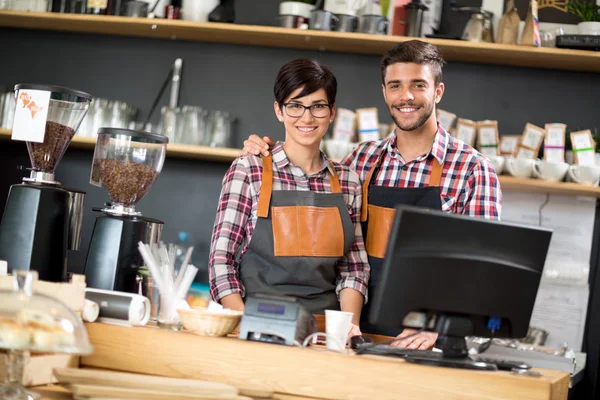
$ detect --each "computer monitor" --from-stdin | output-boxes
[368,205,553,369]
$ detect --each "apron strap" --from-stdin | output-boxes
[360,151,445,222]
[361,151,385,222]
[327,161,342,194]
[257,154,273,218]
[258,155,343,218]
[429,158,444,187]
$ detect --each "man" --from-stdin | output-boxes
[241,40,502,349]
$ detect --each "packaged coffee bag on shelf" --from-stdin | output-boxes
[356,107,380,142]
[436,109,457,132]
[477,120,500,158]
[499,135,520,156]
[455,118,477,148]
[571,130,596,166]
[544,123,566,163]
[515,123,545,159]
[332,108,356,142]
[497,0,521,45]
[519,0,541,47]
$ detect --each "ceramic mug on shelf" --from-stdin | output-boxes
[505,158,535,179]
[488,155,505,175]
[532,160,569,182]
[567,164,600,186]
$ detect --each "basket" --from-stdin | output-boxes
[177,307,243,337]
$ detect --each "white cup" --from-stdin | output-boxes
[280,1,315,18]
[505,158,535,178]
[567,164,600,186]
[325,310,353,351]
[533,160,569,182]
[488,155,505,175]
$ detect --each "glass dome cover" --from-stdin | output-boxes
[0,270,93,355]
[90,128,168,214]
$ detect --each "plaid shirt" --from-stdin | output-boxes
[209,142,370,303]
[342,125,502,219]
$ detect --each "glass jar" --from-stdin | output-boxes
[13,84,92,176]
[90,128,168,212]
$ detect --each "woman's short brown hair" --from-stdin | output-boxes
[274,59,337,107]
[381,40,445,85]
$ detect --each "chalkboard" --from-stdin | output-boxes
[505,0,581,24]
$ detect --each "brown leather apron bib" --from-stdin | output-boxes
[239,154,355,314]
[360,151,444,334]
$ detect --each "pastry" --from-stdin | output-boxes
[0,318,30,350]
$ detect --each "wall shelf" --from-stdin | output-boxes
[0,129,240,162]
[1,11,600,73]
[2,128,599,197]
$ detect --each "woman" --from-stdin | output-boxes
[208,59,369,332]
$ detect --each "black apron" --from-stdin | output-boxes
[359,150,444,335]
[240,154,355,314]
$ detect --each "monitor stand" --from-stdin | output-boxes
[403,335,497,371]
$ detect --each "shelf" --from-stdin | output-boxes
[0,129,240,162]
[497,175,600,198]
[1,11,600,73]
[2,129,600,198]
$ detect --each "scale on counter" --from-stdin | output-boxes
[238,295,317,346]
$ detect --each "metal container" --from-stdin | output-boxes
[332,14,358,32]
[309,9,336,31]
[404,0,428,38]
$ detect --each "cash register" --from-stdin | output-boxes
[238,294,317,346]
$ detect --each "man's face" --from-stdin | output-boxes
[382,62,444,132]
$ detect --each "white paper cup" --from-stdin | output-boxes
[325,310,353,351]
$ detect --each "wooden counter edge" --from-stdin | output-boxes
[81,322,571,400]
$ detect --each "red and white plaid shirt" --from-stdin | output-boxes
[209,142,370,303]
[342,125,502,219]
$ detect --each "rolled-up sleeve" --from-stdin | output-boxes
[208,158,253,302]
[335,173,370,303]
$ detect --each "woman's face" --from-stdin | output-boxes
[274,87,336,149]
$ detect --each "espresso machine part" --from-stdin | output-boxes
[404,0,428,37]
[85,214,163,293]
[84,128,168,294]
[455,7,494,43]
[0,84,91,282]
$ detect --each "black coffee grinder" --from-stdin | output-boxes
[84,128,168,293]
[0,84,92,282]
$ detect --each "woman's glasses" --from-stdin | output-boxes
[283,103,332,119]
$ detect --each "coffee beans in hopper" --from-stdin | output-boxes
[26,121,76,173]
[98,159,158,206]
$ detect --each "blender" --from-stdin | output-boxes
[0,84,91,282]
[84,128,167,294]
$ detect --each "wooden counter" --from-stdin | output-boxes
[81,322,569,400]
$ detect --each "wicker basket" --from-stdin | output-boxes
[177,307,243,337]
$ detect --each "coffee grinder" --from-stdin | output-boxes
[0,84,92,282]
[84,128,168,293]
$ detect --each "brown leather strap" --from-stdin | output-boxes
[429,158,444,187]
[327,161,341,194]
[257,154,273,218]
[258,156,342,217]
[361,151,385,222]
